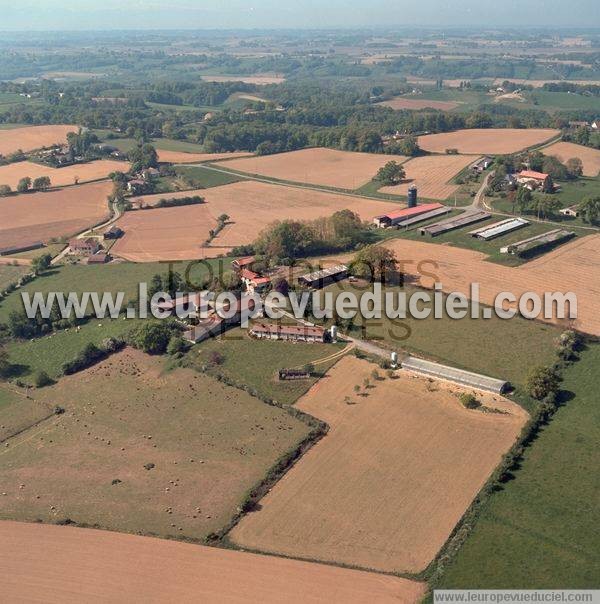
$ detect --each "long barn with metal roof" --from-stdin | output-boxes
[469,217,529,241]
[401,356,510,394]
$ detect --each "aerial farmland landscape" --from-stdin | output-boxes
[0,2,599,602]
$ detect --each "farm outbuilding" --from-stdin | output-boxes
[469,217,529,241]
[419,210,490,237]
[501,229,576,256]
[373,203,443,228]
[401,356,510,394]
[250,323,326,343]
[298,264,349,289]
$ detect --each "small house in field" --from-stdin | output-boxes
[516,170,551,191]
[470,156,493,173]
[104,225,124,240]
[250,322,326,343]
[69,238,100,256]
[559,205,580,217]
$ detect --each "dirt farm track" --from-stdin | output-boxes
[231,356,528,574]
[1,521,425,603]
[0,124,77,156]
[417,128,560,155]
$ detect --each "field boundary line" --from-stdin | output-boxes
[191,163,410,205]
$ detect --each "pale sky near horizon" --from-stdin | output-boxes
[1,0,598,31]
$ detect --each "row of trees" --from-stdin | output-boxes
[0,176,52,196]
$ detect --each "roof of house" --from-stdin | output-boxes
[251,322,325,338]
[240,268,260,280]
[518,170,549,180]
[376,203,443,221]
[69,238,98,249]
[87,253,109,264]
[233,256,256,267]
[252,276,271,285]
[155,292,207,311]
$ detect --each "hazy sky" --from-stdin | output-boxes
[2,0,599,30]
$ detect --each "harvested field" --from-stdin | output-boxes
[0,124,77,156]
[201,74,285,85]
[0,349,311,541]
[378,97,461,111]
[157,149,252,164]
[113,181,404,261]
[1,521,425,604]
[111,203,216,261]
[0,159,128,189]
[220,147,409,189]
[418,128,560,155]
[542,142,600,177]
[378,154,474,200]
[381,234,600,336]
[231,356,527,573]
[0,181,113,249]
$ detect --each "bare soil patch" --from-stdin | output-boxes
[542,141,600,177]
[382,235,600,336]
[0,125,77,156]
[0,181,113,249]
[230,356,527,573]
[1,521,425,603]
[113,181,404,261]
[220,147,409,189]
[157,150,252,164]
[418,128,559,155]
[0,159,128,189]
[378,97,460,111]
[0,348,311,541]
[379,154,474,199]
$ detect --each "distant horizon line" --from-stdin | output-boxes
[1,26,599,34]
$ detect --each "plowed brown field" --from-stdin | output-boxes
[220,147,409,189]
[542,141,600,177]
[418,128,559,155]
[378,97,460,111]
[0,159,128,189]
[379,154,474,199]
[112,181,404,261]
[381,235,600,336]
[1,521,425,603]
[230,356,528,573]
[0,124,77,156]
[0,181,113,249]
[157,150,252,164]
